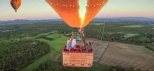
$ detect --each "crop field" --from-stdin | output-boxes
[75,38,154,71]
[98,42,154,71]
[122,25,144,28]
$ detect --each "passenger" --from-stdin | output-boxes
[81,42,88,51]
[66,42,71,51]
[87,42,92,51]
[71,38,76,49]
[81,46,86,51]
[66,36,76,51]
[66,39,70,45]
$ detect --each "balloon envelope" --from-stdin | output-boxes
[10,0,21,12]
[46,0,108,28]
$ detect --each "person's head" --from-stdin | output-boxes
[69,36,74,41]
[89,42,91,45]
[71,36,74,39]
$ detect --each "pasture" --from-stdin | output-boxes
[129,34,150,42]
[125,34,139,38]
[122,25,143,28]
[22,33,68,71]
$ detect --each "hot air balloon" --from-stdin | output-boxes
[10,0,21,12]
[46,0,108,67]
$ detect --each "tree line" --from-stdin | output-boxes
[0,40,50,71]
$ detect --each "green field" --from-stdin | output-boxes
[1,21,153,71]
[150,44,154,49]
[125,34,139,38]
[129,34,150,42]
[47,33,61,39]
[21,50,56,71]
[122,25,143,28]
[22,33,68,71]
[93,23,102,25]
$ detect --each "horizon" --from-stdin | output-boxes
[1,17,154,22]
[0,0,154,21]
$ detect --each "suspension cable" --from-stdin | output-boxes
[84,20,94,33]
[100,16,108,43]
[84,0,100,44]
[91,14,108,45]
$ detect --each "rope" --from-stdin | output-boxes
[83,0,100,45]
[100,16,108,43]
[84,21,94,34]
[63,21,73,33]
[98,19,104,39]
[91,14,108,46]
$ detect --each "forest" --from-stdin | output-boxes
[0,20,154,71]
[0,40,50,71]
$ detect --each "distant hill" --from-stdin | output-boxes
[93,17,154,22]
[0,19,63,25]
[0,17,154,25]
[110,17,154,21]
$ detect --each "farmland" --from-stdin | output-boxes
[0,20,154,71]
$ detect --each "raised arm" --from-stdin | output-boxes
[78,28,86,47]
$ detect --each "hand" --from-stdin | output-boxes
[78,28,84,34]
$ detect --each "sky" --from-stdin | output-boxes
[0,0,154,21]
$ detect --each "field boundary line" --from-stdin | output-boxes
[98,42,110,63]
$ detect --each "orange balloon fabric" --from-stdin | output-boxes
[46,0,108,28]
[10,0,21,12]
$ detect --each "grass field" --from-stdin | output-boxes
[22,33,68,71]
[125,34,139,38]
[122,25,143,28]
[90,63,111,71]
[130,34,150,42]
[151,44,154,49]
[49,36,68,51]
[93,23,102,25]
[47,33,61,39]
[22,50,56,71]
